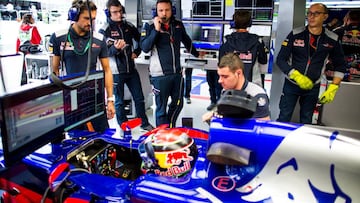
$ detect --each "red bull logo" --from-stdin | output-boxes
[343,29,360,43]
[166,148,193,165]
[154,161,191,177]
[140,128,198,177]
[293,39,305,47]
[238,52,253,63]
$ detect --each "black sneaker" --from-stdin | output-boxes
[206,103,216,111]
[185,97,191,104]
[141,124,154,132]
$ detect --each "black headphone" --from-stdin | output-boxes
[104,1,126,18]
[68,0,84,22]
[229,20,236,29]
[230,18,252,29]
[151,0,176,18]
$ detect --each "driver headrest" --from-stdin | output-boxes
[217,89,256,118]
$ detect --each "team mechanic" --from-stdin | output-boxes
[140,0,201,127]
[276,3,346,124]
[99,0,153,131]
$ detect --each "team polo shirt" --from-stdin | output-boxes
[239,80,270,119]
[50,27,108,75]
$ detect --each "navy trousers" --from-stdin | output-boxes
[150,73,184,127]
[277,80,320,124]
[113,71,150,127]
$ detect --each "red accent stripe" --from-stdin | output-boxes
[190,95,210,100]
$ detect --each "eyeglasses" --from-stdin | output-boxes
[307,11,326,17]
[110,10,123,15]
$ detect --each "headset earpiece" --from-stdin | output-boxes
[104,8,110,18]
[122,5,126,14]
[68,0,85,22]
[151,7,157,18]
[104,5,125,18]
[68,6,80,21]
[151,5,176,18]
[230,20,235,28]
[230,18,252,29]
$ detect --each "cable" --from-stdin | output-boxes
[40,167,91,203]
[169,3,197,128]
[70,167,91,173]
[40,186,50,203]
[0,58,7,92]
[59,187,67,203]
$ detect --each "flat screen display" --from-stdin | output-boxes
[0,84,65,166]
[235,0,273,8]
[183,22,223,50]
[254,0,273,8]
[63,72,105,132]
[0,71,106,166]
[235,0,252,7]
[193,2,209,15]
[254,9,273,21]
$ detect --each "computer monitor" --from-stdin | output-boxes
[183,22,223,50]
[235,0,252,7]
[0,84,65,167]
[0,71,107,167]
[254,0,273,8]
[193,2,209,16]
[225,0,274,21]
[63,72,106,132]
[235,0,273,8]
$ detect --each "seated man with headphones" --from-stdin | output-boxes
[99,0,154,132]
[140,0,203,128]
[49,0,115,132]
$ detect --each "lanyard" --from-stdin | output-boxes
[67,32,91,55]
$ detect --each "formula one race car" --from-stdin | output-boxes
[1,75,360,203]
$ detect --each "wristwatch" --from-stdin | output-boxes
[107,96,115,103]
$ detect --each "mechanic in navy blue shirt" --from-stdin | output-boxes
[140,0,201,127]
[49,0,115,130]
[276,3,346,124]
[99,0,154,132]
[202,53,270,123]
[219,10,268,87]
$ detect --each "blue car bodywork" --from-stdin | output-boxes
[2,117,359,203]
